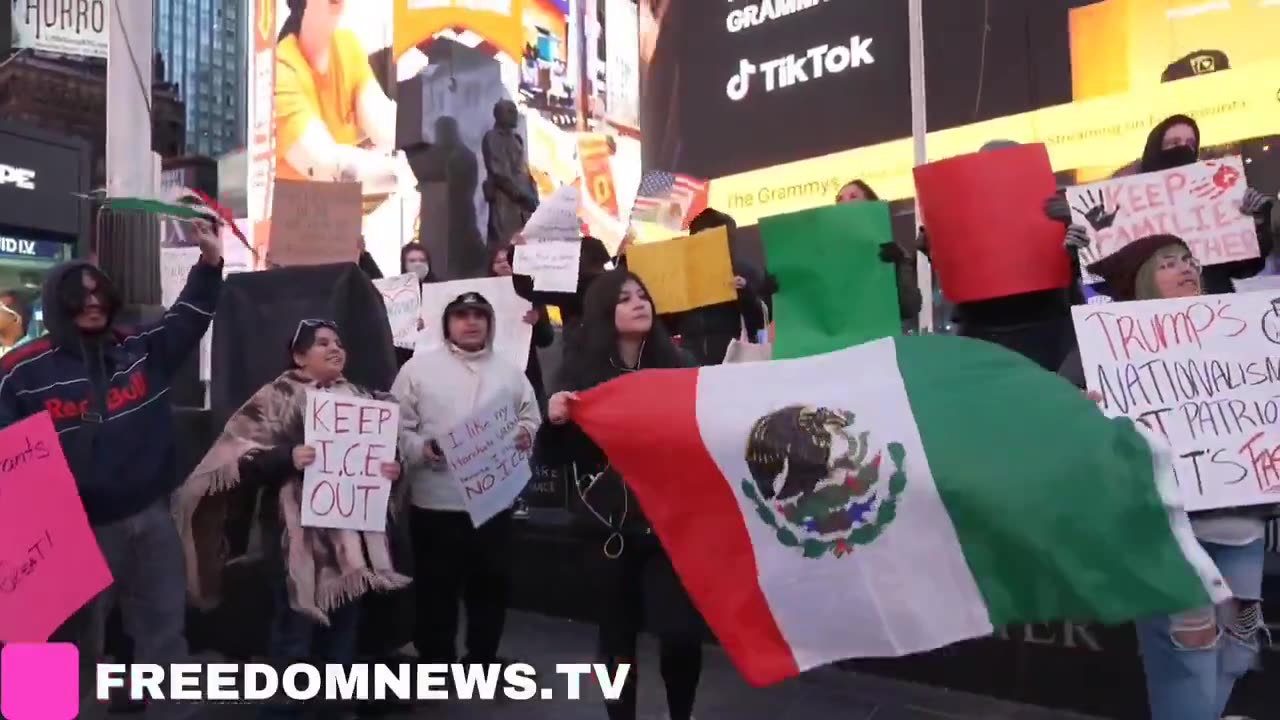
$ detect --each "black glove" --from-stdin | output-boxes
[879,242,909,264]
[1043,194,1072,225]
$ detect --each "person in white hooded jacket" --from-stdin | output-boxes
[391,290,541,666]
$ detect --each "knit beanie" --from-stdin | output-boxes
[1086,234,1191,302]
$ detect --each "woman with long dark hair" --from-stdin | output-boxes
[538,269,705,720]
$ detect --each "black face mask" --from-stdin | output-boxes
[1152,144,1197,171]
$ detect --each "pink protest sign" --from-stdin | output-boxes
[0,412,112,643]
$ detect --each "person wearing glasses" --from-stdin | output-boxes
[0,219,223,720]
[177,318,407,720]
[0,290,31,356]
[1059,234,1274,720]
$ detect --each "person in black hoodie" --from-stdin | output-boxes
[1124,114,1276,295]
[509,234,614,345]
[539,269,704,720]
[922,140,1091,372]
[0,221,223,719]
[673,208,770,364]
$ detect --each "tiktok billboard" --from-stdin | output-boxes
[640,0,911,181]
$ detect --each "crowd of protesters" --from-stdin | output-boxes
[0,114,1276,720]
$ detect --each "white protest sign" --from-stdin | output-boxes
[513,244,580,292]
[443,396,533,527]
[302,390,400,532]
[372,274,422,349]
[514,185,582,292]
[1067,156,1257,282]
[415,277,533,369]
[1071,291,1280,512]
[522,185,581,244]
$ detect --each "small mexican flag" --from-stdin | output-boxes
[571,334,1227,687]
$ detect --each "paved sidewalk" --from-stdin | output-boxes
[399,612,1100,720]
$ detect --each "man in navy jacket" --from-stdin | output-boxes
[0,220,222,718]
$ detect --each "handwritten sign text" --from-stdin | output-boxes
[444,397,532,527]
[302,391,400,531]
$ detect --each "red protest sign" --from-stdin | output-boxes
[913,143,1070,303]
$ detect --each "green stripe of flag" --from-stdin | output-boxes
[897,334,1216,625]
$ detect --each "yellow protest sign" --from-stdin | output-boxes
[627,227,736,314]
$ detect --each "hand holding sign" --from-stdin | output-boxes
[301,391,401,532]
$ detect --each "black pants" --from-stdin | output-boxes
[411,507,512,663]
[596,538,703,720]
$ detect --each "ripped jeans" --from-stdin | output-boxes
[1135,539,1266,720]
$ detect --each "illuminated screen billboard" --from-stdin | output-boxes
[246,0,642,273]
[638,0,1280,230]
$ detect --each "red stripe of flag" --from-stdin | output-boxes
[572,368,797,686]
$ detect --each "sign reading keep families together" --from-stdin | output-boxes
[1072,291,1280,512]
[1068,157,1257,280]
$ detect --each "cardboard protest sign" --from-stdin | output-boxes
[415,277,533,369]
[913,143,1070,303]
[1069,157,1256,281]
[0,412,113,643]
[372,274,422,349]
[268,179,362,267]
[1072,291,1280,511]
[302,391,400,532]
[626,226,736,314]
[443,396,533,527]
[760,202,900,359]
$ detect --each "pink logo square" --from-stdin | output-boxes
[1,643,80,720]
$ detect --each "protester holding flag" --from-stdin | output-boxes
[833,179,923,323]
[1061,234,1271,720]
[0,218,224,719]
[1127,115,1275,295]
[176,319,407,719]
[491,243,556,412]
[540,269,705,720]
[392,292,541,667]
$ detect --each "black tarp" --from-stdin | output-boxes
[210,263,398,429]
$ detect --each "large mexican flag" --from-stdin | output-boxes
[571,334,1226,687]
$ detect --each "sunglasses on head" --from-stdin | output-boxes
[292,319,338,349]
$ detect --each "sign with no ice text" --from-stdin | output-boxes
[444,397,533,527]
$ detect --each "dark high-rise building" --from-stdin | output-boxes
[154,0,247,156]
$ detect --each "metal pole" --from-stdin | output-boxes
[908,0,933,333]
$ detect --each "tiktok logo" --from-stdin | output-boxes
[726,36,875,102]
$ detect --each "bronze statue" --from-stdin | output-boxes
[481,99,539,247]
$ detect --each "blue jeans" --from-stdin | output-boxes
[1136,539,1266,720]
[257,578,361,720]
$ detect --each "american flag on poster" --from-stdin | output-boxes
[630,170,710,231]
